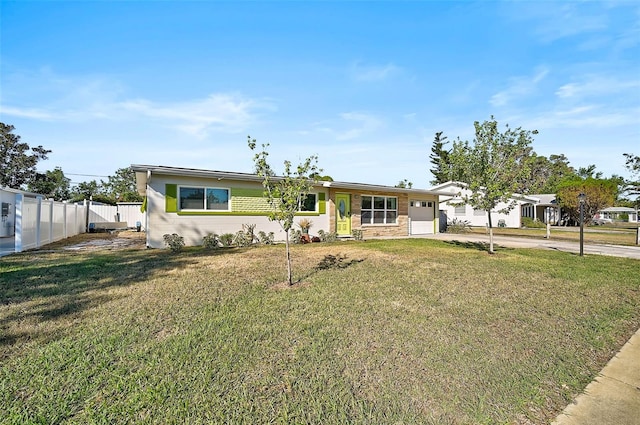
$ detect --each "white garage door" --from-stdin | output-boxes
[409,200,435,235]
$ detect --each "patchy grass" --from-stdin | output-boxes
[1,238,639,424]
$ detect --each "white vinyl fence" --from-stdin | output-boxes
[88,202,145,230]
[3,196,144,254]
[15,194,87,252]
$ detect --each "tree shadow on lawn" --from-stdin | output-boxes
[0,246,234,355]
[443,239,515,253]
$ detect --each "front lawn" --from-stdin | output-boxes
[1,238,639,424]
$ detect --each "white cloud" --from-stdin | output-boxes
[349,61,401,82]
[119,94,273,138]
[336,112,384,140]
[555,75,640,99]
[490,66,550,107]
[1,70,274,138]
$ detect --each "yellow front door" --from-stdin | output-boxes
[335,193,351,236]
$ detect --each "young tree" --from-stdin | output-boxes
[27,167,71,200]
[429,131,452,185]
[0,122,51,189]
[102,167,144,202]
[449,117,537,253]
[248,136,321,285]
[556,177,617,225]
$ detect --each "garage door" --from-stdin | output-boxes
[409,200,435,235]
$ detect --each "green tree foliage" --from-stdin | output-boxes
[27,167,71,200]
[519,153,575,194]
[576,164,603,179]
[102,167,143,202]
[623,153,639,203]
[429,131,452,185]
[449,116,537,253]
[0,122,51,189]
[556,177,617,225]
[69,180,115,204]
[248,136,321,285]
[395,179,413,188]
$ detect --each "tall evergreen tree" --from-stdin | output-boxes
[429,131,451,185]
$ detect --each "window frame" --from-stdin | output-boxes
[300,193,318,213]
[178,185,231,212]
[361,195,398,225]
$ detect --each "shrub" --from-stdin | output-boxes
[219,233,234,247]
[163,233,185,252]
[351,229,363,241]
[291,229,303,244]
[317,229,338,242]
[233,231,251,247]
[521,217,545,228]
[242,224,258,244]
[258,231,275,245]
[203,233,221,249]
[297,218,313,233]
[446,218,471,234]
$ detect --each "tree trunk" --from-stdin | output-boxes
[285,230,293,285]
[487,210,494,253]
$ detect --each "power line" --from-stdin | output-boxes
[66,173,109,178]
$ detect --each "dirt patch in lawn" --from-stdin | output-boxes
[39,231,146,252]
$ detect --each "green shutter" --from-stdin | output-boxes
[166,184,177,212]
[318,192,326,214]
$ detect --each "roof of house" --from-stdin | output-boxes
[428,180,539,203]
[131,164,451,197]
[0,186,48,198]
[526,194,557,205]
[600,206,637,213]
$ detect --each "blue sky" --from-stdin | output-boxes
[1,1,639,188]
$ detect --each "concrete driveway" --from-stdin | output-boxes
[0,236,15,257]
[429,233,640,260]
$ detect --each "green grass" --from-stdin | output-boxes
[1,236,639,424]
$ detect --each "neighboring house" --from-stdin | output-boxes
[520,194,565,225]
[430,181,538,228]
[595,207,638,223]
[132,164,446,248]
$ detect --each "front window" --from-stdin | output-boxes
[361,195,397,225]
[179,186,229,211]
[300,193,317,212]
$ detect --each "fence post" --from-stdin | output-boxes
[49,200,54,244]
[35,196,43,249]
[15,193,23,252]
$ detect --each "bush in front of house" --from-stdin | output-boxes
[351,229,363,241]
[258,231,275,245]
[521,217,545,228]
[219,233,235,247]
[317,229,338,242]
[203,233,222,249]
[446,218,471,234]
[163,233,185,252]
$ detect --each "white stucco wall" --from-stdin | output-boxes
[438,185,525,229]
[145,174,330,248]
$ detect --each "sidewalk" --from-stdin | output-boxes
[428,233,640,260]
[551,328,640,425]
